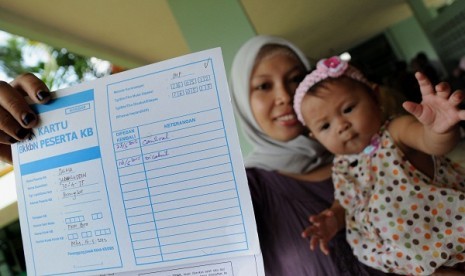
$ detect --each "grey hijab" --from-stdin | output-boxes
[230,35,333,174]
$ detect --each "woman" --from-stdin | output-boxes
[230,35,386,275]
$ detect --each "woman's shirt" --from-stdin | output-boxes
[246,168,386,276]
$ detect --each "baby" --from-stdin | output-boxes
[293,56,465,275]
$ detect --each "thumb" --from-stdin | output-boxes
[322,209,334,217]
[402,101,423,118]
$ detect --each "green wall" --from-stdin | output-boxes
[168,0,255,156]
[385,16,446,76]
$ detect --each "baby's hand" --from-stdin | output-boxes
[403,72,465,134]
[301,209,338,255]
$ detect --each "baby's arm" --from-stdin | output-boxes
[301,200,345,255]
[395,72,465,155]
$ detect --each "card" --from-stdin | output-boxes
[12,48,263,276]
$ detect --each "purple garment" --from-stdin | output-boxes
[246,168,388,276]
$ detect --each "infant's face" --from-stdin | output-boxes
[301,79,382,155]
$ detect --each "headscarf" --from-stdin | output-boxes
[230,35,333,173]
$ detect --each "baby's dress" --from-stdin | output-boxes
[333,121,465,275]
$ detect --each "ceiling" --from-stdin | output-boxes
[0,0,449,67]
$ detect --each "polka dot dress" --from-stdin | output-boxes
[333,121,465,275]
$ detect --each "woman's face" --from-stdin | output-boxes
[249,52,306,142]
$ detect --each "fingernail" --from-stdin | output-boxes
[37,90,51,101]
[16,128,31,140]
[8,136,18,144]
[22,113,36,126]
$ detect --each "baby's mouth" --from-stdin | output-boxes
[345,133,358,142]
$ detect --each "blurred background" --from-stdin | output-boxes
[0,0,464,274]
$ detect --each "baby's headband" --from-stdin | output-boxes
[293,56,371,125]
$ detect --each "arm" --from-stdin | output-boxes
[0,73,52,163]
[301,199,345,255]
[395,72,465,155]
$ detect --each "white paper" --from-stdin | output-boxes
[12,48,263,276]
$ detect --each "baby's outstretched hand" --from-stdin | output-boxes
[403,72,465,133]
[301,209,338,255]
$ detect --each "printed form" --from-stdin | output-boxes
[12,48,264,276]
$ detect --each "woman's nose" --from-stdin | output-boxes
[275,85,291,105]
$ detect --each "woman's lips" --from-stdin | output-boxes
[275,113,299,126]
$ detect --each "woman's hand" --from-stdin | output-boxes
[0,73,52,163]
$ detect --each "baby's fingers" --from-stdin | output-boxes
[449,90,464,105]
[310,236,320,251]
[301,225,318,238]
[309,214,321,224]
[415,72,434,97]
[435,82,452,99]
[319,239,330,255]
[402,101,423,118]
[459,110,465,121]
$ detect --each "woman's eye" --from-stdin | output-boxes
[255,82,272,91]
[290,75,305,84]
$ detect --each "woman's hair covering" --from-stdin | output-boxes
[230,35,332,173]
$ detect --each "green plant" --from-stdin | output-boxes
[0,34,109,90]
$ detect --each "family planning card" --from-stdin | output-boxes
[12,48,264,276]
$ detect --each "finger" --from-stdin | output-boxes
[0,144,12,164]
[0,81,39,129]
[449,90,465,105]
[302,226,312,238]
[310,236,319,251]
[10,73,52,104]
[320,239,330,255]
[302,225,318,238]
[0,106,33,141]
[435,82,451,99]
[415,71,435,97]
[403,101,423,118]
[324,210,334,217]
[0,95,35,141]
[459,110,465,121]
[302,228,310,238]
[0,129,17,144]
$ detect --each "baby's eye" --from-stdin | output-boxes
[320,123,330,131]
[343,105,354,113]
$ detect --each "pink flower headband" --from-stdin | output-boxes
[293,56,372,125]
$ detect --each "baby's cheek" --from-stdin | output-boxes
[315,134,331,149]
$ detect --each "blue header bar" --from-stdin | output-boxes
[20,146,101,175]
[31,89,94,114]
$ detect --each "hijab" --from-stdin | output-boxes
[230,35,333,174]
